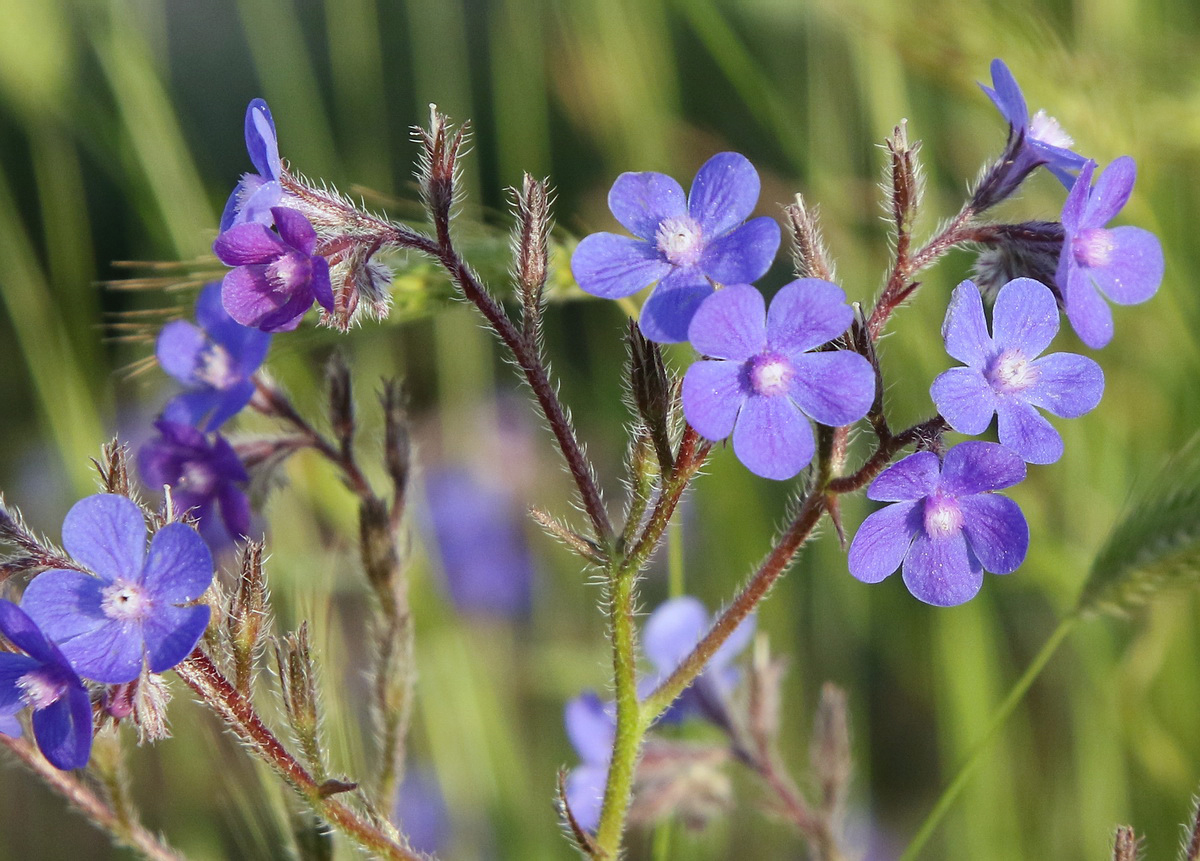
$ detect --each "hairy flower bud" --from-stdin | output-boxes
[275,623,326,781]
[628,321,674,473]
[416,106,469,236]
[810,682,851,821]
[511,174,551,339]
[785,194,834,282]
[326,352,355,449]
[227,541,269,695]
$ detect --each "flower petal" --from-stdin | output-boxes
[141,523,213,602]
[959,494,1028,574]
[272,207,318,255]
[156,321,206,385]
[1082,156,1135,228]
[995,399,1063,464]
[309,256,334,312]
[699,216,780,284]
[688,152,760,236]
[686,283,765,359]
[981,60,1028,129]
[0,653,41,712]
[942,281,992,367]
[608,171,686,238]
[32,685,93,770]
[61,495,146,583]
[237,180,283,230]
[1063,262,1114,349]
[571,233,670,300]
[1026,352,1104,418]
[218,485,253,542]
[992,278,1059,357]
[939,441,1025,496]
[0,600,59,665]
[682,359,746,441]
[902,531,983,606]
[732,395,814,480]
[638,273,714,344]
[867,451,940,502]
[788,350,874,426]
[766,279,853,354]
[565,692,615,764]
[931,367,997,435]
[244,98,281,180]
[143,603,210,674]
[643,597,708,673]
[1060,160,1095,233]
[848,500,920,584]
[195,283,272,374]
[1087,226,1163,307]
[565,763,608,833]
[213,222,285,266]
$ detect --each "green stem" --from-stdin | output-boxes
[898,614,1080,860]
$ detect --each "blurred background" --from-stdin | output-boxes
[0,0,1198,858]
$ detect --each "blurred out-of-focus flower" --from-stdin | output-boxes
[563,691,616,833]
[392,767,450,855]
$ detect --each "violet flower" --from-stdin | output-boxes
[0,600,93,770]
[563,691,616,833]
[214,206,334,333]
[1056,157,1164,349]
[157,283,272,430]
[848,442,1028,606]
[571,152,781,343]
[220,98,286,231]
[931,279,1104,464]
[21,494,214,684]
[392,768,450,856]
[681,280,875,480]
[138,420,251,549]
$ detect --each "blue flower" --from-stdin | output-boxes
[931,279,1104,464]
[157,283,272,430]
[563,691,615,833]
[392,768,450,855]
[21,494,213,684]
[0,601,93,770]
[220,99,286,232]
[571,153,781,343]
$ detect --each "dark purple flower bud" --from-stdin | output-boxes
[682,280,875,480]
[157,283,272,430]
[138,420,252,549]
[1055,157,1164,349]
[571,153,782,343]
[20,494,213,684]
[220,99,287,232]
[0,600,93,770]
[848,442,1029,606]
[213,206,335,333]
[932,279,1104,464]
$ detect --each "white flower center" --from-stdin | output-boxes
[655,216,704,267]
[101,579,154,622]
[923,493,963,539]
[1029,110,1075,150]
[179,461,217,495]
[987,349,1038,394]
[195,342,237,389]
[17,668,67,710]
[747,353,793,397]
[268,251,310,293]
[1073,228,1114,268]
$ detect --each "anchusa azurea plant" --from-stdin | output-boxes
[0,57,1175,861]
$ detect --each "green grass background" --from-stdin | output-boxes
[0,0,1197,858]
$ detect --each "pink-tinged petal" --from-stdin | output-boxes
[213,222,285,266]
[688,152,760,236]
[766,278,853,354]
[699,216,780,284]
[565,692,615,764]
[682,360,746,441]
[1064,263,1113,349]
[607,171,686,238]
[942,281,992,367]
[245,98,281,180]
[959,494,1028,574]
[565,763,608,833]
[155,321,206,384]
[931,367,997,435]
[1082,156,1136,228]
[141,523,213,603]
[143,604,209,674]
[788,350,874,426]
[867,451,940,502]
[0,600,58,665]
[638,273,713,344]
[992,278,1059,357]
[272,207,318,255]
[32,686,93,770]
[1060,161,1095,233]
[687,283,766,360]
[1087,226,1163,306]
[995,400,1063,465]
[61,495,146,583]
[643,597,708,672]
[903,531,983,606]
[1026,353,1104,418]
[982,60,1028,128]
[732,396,814,480]
[571,233,670,299]
[940,441,1025,496]
[848,500,920,584]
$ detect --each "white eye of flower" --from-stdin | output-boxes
[655,216,704,267]
[1029,110,1075,150]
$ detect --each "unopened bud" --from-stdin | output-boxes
[810,682,851,821]
[1111,825,1138,861]
[785,194,835,282]
[92,439,134,497]
[886,121,923,244]
[275,623,326,780]
[326,353,354,448]
[416,105,470,233]
[380,381,412,505]
[971,221,1064,302]
[227,541,269,695]
[131,669,173,744]
[512,174,551,337]
[628,321,674,473]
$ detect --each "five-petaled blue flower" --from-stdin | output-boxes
[848,442,1029,606]
[157,283,272,430]
[571,152,781,343]
[1055,157,1164,349]
[0,600,93,770]
[138,420,252,549]
[220,98,287,232]
[931,279,1104,464]
[21,494,214,684]
[682,280,875,480]
[214,206,334,333]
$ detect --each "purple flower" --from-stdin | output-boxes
[563,691,616,833]
[157,283,272,430]
[392,768,450,855]
[214,206,334,333]
[847,442,1029,606]
[980,59,1088,189]
[138,420,251,549]
[931,279,1104,464]
[21,494,213,683]
[0,713,20,737]
[1055,157,1164,349]
[0,601,93,770]
[681,280,875,480]
[424,466,534,619]
[220,99,286,232]
[571,153,781,343]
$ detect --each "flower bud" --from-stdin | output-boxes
[227,541,269,695]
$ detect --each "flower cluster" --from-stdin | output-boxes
[0,494,213,769]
